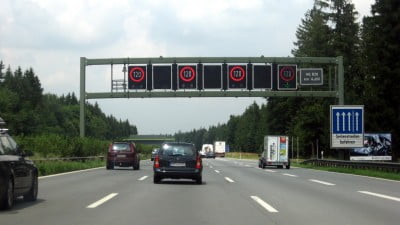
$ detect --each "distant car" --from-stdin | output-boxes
[0,118,38,210]
[151,148,159,161]
[153,142,202,184]
[205,151,216,159]
[106,141,140,170]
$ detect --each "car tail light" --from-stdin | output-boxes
[154,155,160,168]
[196,156,202,169]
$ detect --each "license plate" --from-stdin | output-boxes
[170,163,185,167]
[117,155,126,158]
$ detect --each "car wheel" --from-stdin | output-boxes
[196,176,202,185]
[260,161,264,169]
[24,173,38,201]
[153,175,161,184]
[106,162,114,170]
[0,177,14,210]
[286,165,290,169]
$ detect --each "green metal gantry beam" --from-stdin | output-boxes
[80,56,344,137]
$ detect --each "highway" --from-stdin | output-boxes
[1,158,400,225]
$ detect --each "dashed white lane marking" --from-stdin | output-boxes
[309,179,335,186]
[283,173,298,177]
[87,193,118,208]
[215,170,220,173]
[358,191,400,202]
[138,176,148,181]
[225,177,235,183]
[250,196,279,213]
[264,169,277,173]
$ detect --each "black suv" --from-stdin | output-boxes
[0,117,38,210]
[153,142,202,184]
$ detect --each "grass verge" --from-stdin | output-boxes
[292,162,400,181]
[35,160,105,176]
[225,152,259,160]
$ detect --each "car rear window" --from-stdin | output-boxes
[160,144,195,156]
[112,143,130,151]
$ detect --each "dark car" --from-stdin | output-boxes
[151,148,159,161]
[106,141,140,170]
[0,118,38,210]
[153,142,202,184]
[205,151,216,159]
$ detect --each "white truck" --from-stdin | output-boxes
[259,136,290,169]
[214,141,226,157]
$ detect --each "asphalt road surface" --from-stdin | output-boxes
[1,158,400,225]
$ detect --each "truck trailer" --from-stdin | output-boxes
[214,141,226,157]
[259,136,290,169]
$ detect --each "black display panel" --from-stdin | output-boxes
[253,64,272,89]
[152,65,172,89]
[203,64,222,89]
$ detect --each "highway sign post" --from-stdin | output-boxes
[330,105,364,148]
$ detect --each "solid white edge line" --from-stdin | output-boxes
[39,167,105,179]
[309,179,336,186]
[250,196,279,213]
[215,170,220,173]
[138,176,148,181]
[283,173,298,177]
[87,193,118,209]
[358,191,400,202]
[225,177,235,183]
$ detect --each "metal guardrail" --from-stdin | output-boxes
[32,156,105,162]
[301,159,400,173]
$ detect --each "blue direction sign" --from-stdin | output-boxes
[330,105,364,148]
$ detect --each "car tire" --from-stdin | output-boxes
[133,162,140,170]
[196,176,202,185]
[0,177,14,210]
[153,175,161,184]
[106,162,114,170]
[24,173,38,202]
[286,165,290,169]
[260,161,264,169]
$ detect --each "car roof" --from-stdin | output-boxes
[162,142,194,146]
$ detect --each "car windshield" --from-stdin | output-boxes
[112,143,130,151]
[160,144,194,156]
[0,135,17,155]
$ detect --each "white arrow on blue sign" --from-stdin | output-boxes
[330,105,364,148]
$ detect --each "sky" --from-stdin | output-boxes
[0,0,375,135]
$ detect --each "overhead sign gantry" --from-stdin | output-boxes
[80,56,344,137]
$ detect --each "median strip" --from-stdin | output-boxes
[358,191,400,202]
[225,177,235,183]
[250,196,279,213]
[138,176,148,181]
[309,179,335,186]
[87,193,118,209]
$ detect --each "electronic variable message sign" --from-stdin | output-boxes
[228,64,247,89]
[152,65,172,90]
[178,64,197,89]
[203,64,222,89]
[252,64,272,89]
[128,65,147,90]
[278,65,297,90]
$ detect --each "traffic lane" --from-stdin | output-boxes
[206,158,400,225]
[216,158,400,198]
[81,162,279,225]
[0,161,152,225]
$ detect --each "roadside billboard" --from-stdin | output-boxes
[350,133,392,161]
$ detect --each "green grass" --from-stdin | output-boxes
[35,160,105,176]
[225,152,259,160]
[292,162,400,181]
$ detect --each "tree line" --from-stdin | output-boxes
[175,0,400,161]
[0,63,137,140]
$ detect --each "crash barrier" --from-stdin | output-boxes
[301,159,400,173]
[33,156,105,162]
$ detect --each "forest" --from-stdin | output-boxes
[175,0,400,161]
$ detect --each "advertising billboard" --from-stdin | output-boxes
[350,133,392,161]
